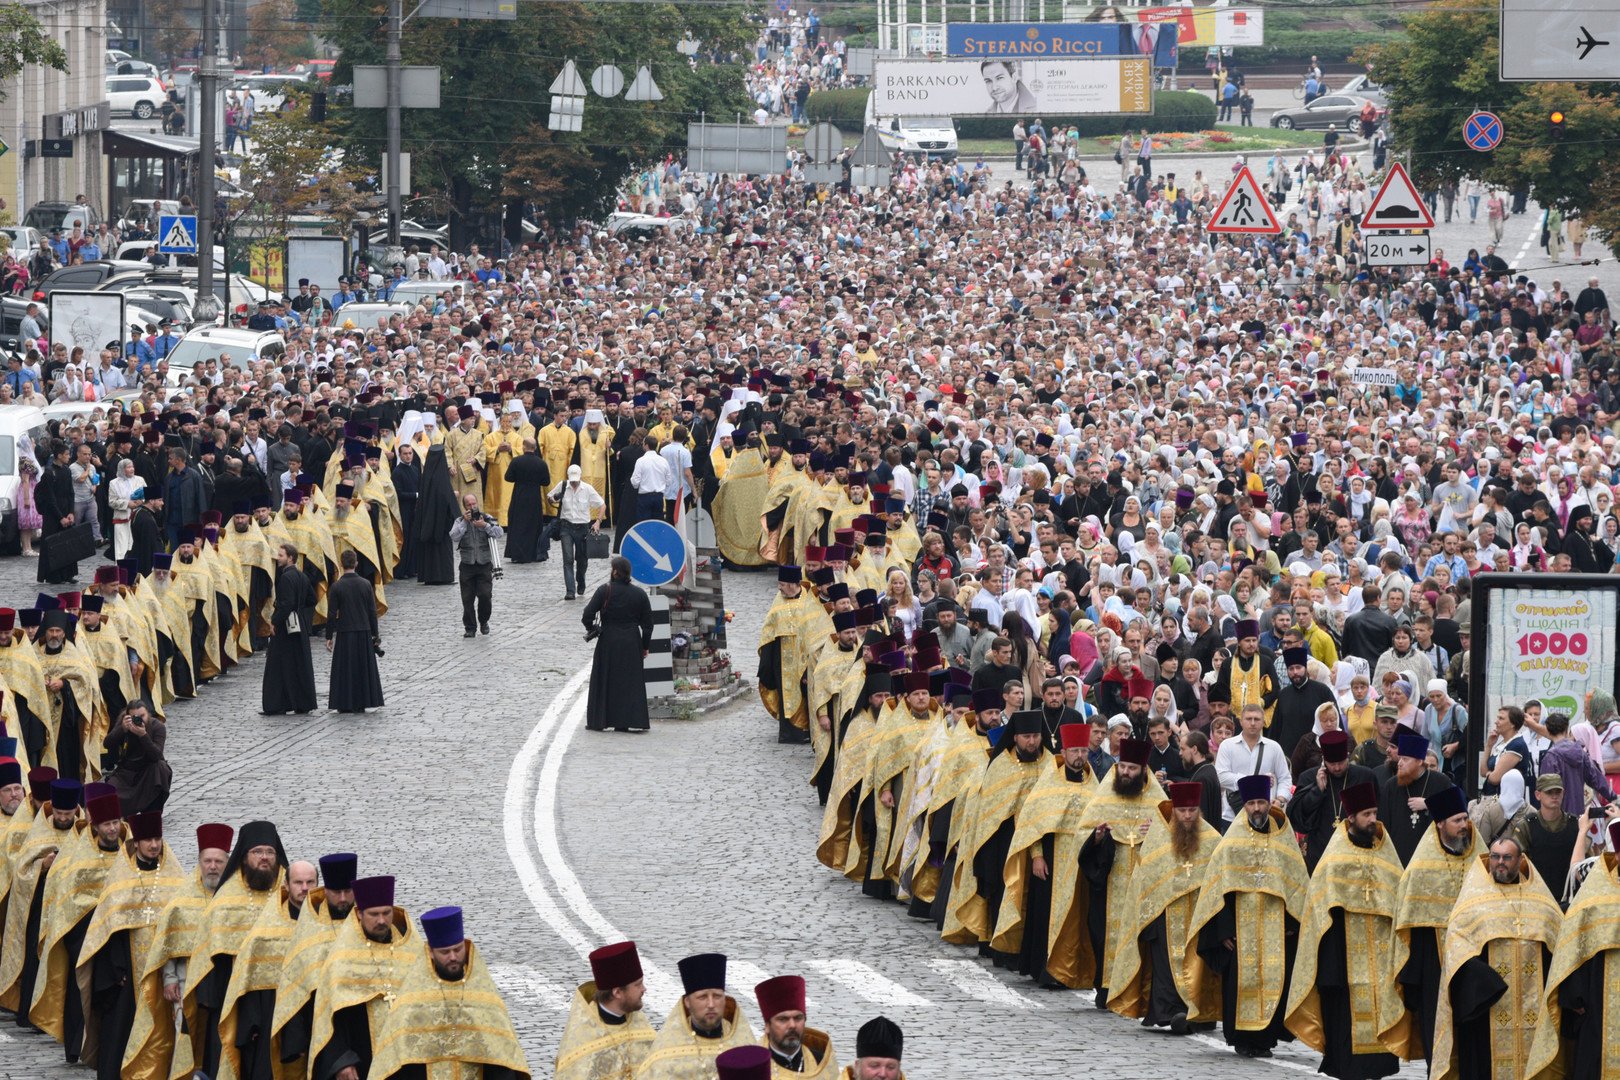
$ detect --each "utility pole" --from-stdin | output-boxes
[197,0,221,305]
[386,0,402,245]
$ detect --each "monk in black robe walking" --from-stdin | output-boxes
[413,447,458,586]
[263,542,317,715]
[502,440,550,564]
[324,550,383,714]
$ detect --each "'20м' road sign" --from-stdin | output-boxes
[622,519,687,586]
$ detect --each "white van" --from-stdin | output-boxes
[863,94,958,162]
[0,404,48,545]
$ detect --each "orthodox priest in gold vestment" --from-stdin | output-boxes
[989,722,1098,987]
[75,810,184,1080]
[1376,785,1480,1069]
[1107,782,1221,1031]
[635,953,756,1080]
[1429,836,1563,1080]
[1070,737,1168,1005]
[555,941,655,1080]
[367,905,530,1079]
[711,441,769,567]
[29,786,127,1061]
[941,712,1048,949]
[270,853,359,1078]
[309,875,416,1080]
[1283,782,1403,1080]
[754,974,839,1079]
[121,822,231,1080]
[1527,819,1620,1080]
[757,567,815,744]
[1183,774,1310,1059]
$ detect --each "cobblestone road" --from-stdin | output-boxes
[0,550,1423,1078]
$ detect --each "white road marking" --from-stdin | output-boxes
[923,957,1043,1009]
[1512,213,1539,269]
[805,959,933,1008]
[487,962,575,1013]
[503,664,684,1017]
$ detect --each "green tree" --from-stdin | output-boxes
[230,95,372,240]
[0,3,68,94]
[317,1,752,234]
[1367,0,1620,252]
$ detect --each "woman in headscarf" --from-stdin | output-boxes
[1393,490,1432,551]
[1510,520,1547,570]
[1586,689,1620,777]
[413,444,460,585]
[1289,701,1344,778]
[108,457,144,561]
[1344,474,1374,534]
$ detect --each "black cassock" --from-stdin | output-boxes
[1376,772,1455,865]
[128,507,162,575]
[975,812,1019,964]
[1557,951,1611,1079]
[36,460,77,584]
[1196,885,1299,1055]
[324,573,383,713]
[15,859,52,1029]
[582,579,653,731]
[413,447,459,586]
[263,564,317,715]
[7,676,49,777]
[1079,829,1116,994]
[314,1001,373,1080]
[233,986,279,1080]
[193,955,234,1077]
[1315,908,1399,1079]
[391,457,420,579]
[1395,924,1444,1064]
[40,640,87,780]
[503,453,550,564]
[1449,945,1552,1079]
[50,910,93,1059]
[91,928,139,1079]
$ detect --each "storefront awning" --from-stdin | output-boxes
[102,130,200,157]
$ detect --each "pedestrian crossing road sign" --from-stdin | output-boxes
[1205,165,1281,235]
[158,214,199,254]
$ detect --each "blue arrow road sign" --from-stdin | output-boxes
[622,519,687,586]
[1463,111,1503,152]
[157,214,199,254]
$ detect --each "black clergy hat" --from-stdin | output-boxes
[677,953,727,995]
[856,1017,904,1061]
[319,853,359,890]
[1007,710,1045,737]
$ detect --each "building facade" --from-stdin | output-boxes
[0,0,111,223]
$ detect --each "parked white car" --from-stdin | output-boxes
[106,74,168,119]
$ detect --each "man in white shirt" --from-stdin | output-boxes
[548,464,605,600]
[629,435,672,526]
[1214,702,1294,822]
[658,428,695,523]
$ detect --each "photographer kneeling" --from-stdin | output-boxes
[450,493,504,637]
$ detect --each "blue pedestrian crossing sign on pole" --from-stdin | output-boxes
[622,519,687,586]
[1463,111,1503,152]
[157,214,199,254]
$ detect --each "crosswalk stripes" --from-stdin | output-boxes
[804,958,933,1008]
[487,962,575,1014]
[922,958,1045,1010]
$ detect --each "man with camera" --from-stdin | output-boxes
[325,549,385,712]
[450,493,504,637]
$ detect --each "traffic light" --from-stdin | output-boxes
[1550,110,1566,139]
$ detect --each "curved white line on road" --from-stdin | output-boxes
[504,664,683,1015]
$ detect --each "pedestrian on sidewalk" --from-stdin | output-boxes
[451,492,503,636]
[583,555,654,733]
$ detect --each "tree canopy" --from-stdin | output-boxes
[317,0,754,235]
[0,3,68,95]
[1368,0,1620,253]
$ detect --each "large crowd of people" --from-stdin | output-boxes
[0,116,1619,1077]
